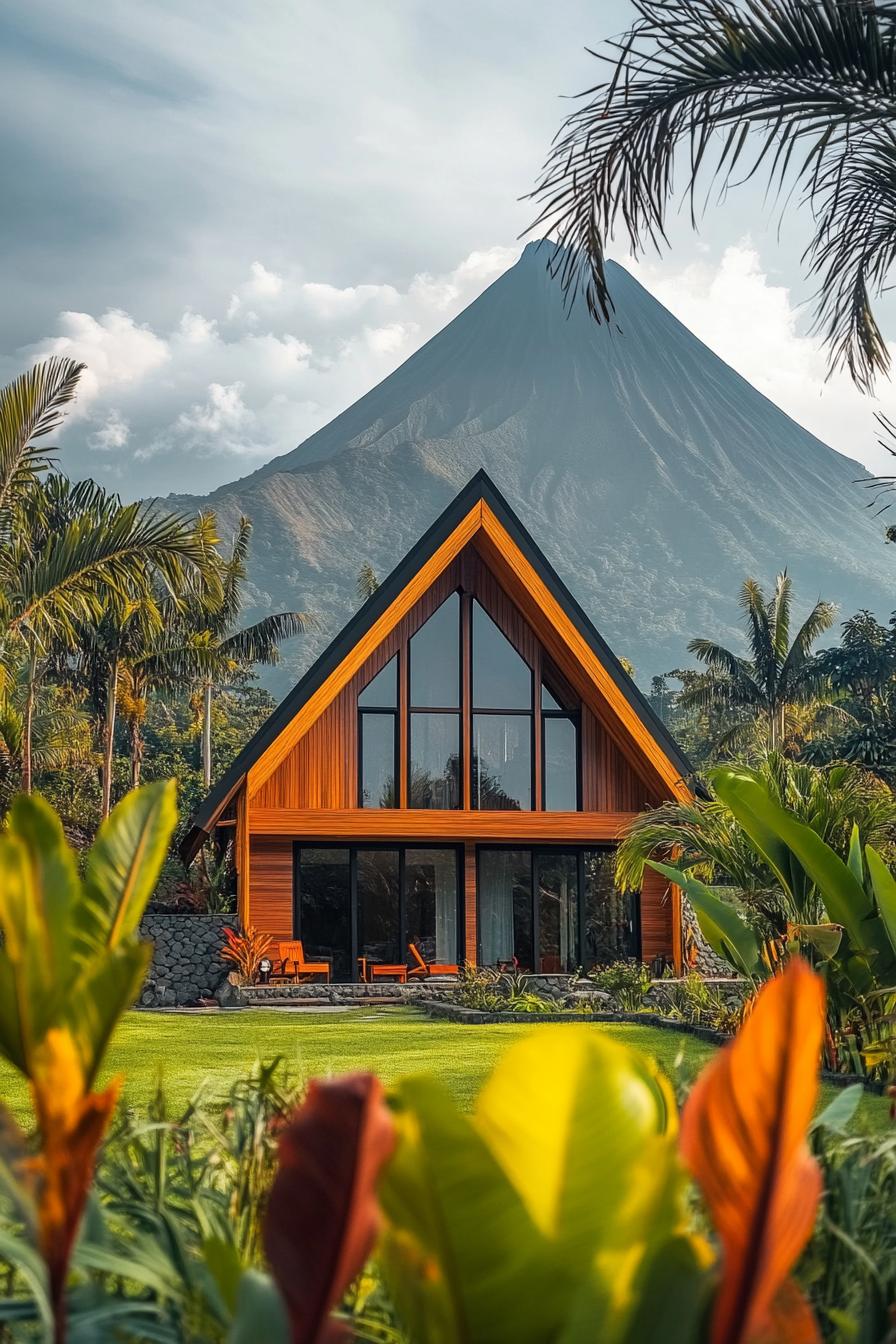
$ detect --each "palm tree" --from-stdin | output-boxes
[357,562,380,602]
[530,0,896,391]
[187,518,310,788]
[0,360,222,794]
[683,572,836,755]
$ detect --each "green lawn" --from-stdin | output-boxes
[0,1006,890,1132]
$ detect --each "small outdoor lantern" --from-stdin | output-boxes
[258,958,273,985]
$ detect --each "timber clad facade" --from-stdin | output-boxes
[184,473,694,979]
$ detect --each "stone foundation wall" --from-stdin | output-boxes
[681,897,733,977]
[138,914,238,1007]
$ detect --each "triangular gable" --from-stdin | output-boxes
[181,471,693,860]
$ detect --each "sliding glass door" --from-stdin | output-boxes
[477,847,639,973]
[295,844,461,980]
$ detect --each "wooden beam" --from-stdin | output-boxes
[248,808,640,842]
[235,787,250,926]
[247,501,483,799]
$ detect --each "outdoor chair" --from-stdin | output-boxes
[276,939,331,983]
[407,942,459,979]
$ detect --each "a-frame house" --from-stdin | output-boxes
[182,472,694,981]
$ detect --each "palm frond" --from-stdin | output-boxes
[0,357,85,524]
[739,577,777,692]
[686,638,761,699]
[220,611,311,667]
[779,597,838,688]
[528,0,896,387]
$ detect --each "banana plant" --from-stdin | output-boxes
[650,766,896,1000]
[0,780,176,1342]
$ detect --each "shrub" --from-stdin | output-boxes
[222,924,273,983]
[589,958,651,1011]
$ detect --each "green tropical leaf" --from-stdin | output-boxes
[863,844,896,959]
[810,1083,864,1134]
[81,780,177,954]
[226,1270,289,1344]
[648,860,762,977]
[69,942,152,1088]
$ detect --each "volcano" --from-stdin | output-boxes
[167,243,894,691]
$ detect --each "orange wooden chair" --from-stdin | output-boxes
[407,942,459,979]
[277,939,331,983]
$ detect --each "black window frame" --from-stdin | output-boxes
[357,655,400,809]
[293,841,464,981]
[475,844,641,972]
[470,599,535,811]
[407,591,464,810]
[541,704,582,812]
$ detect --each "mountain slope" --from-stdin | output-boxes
[167,243,894,692]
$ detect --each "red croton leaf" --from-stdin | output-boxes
[263,1073,396,1344]
[680,959,824,1344]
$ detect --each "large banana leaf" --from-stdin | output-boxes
[380,1029,700,1344]
[711,769,893,986]
[863,845,896,960]
[81,780,177,955]
[648,860,762,977]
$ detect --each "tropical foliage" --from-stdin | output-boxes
[0,806,846,1344]
[645,765,896,1078]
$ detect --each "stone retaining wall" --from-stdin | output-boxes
[138,914,238,1007]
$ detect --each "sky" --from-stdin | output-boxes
[4,0,896,498]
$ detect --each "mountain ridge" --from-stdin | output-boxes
[166,244,893,693]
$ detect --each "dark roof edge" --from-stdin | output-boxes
[180,469,694,862]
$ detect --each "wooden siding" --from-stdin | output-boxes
[464,841,477,963]
[250,835,293,943]
[249,808,639,841]
[640,865,676,967]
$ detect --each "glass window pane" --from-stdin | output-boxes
[472,602,532,709]
[583,849,638,966]
[360,713,397,808]
[472,714,532,810]
[537,853,579,973]
[357,849,400,969]
[541,683,563,711]
[406,849,458,967]
[479,849,532,971]
[359,655,398,708]
[299,848,350,983]
[544,716,578,811]
[410,593,459,707]
[409,713,461,809]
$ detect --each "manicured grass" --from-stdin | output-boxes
[0,1006,891,1132]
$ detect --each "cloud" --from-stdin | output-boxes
[2,245,520,494]
[627,241,896,476]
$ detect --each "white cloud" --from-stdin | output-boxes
[627,241,896,475]
[4,246,522,493]
[88,409,130,452]
[246,261,283,299]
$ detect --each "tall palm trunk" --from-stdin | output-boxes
[22,656,36,794]
[101,659,118,820]
[201,680,213,790]
[129,717,144,790]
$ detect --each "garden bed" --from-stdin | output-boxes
[417,998,887,1094]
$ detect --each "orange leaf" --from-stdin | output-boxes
[748,1279,821,1344]
[28,1029,120,1337]
[680,959,824,1344]
[263,1074,396,1344]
